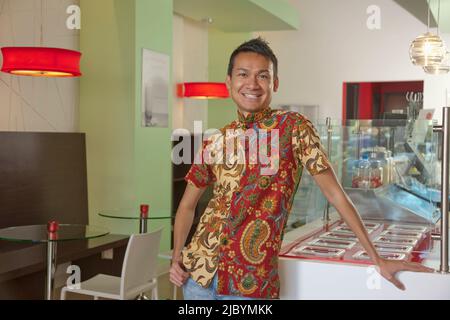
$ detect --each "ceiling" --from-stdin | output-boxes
[173,0,299,32]
[394,0,450,33]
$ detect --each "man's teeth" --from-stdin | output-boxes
[243,94,260,99]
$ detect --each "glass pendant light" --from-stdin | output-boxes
[409,0,446,67]
[424,51,450,74]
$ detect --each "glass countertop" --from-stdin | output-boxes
[0,224,110,243]
[98,209,173,220]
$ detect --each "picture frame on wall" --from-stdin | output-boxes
[141,48,169,128]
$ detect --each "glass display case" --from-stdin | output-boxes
[281,118,440,266]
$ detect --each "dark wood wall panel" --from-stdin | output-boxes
[0,132,88,229]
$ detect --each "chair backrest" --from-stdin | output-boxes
[120,228,162,298]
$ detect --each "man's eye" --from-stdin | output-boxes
[237,73,247,77]
[259,74,269,79]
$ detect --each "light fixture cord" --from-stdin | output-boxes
[40,0,43,46]
[427,0,430,33]
[437,0,441,35]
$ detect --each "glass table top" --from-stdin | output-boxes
[98,209,173,220]
[0,224,110,243]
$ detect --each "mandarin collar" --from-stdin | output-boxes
[237,107,272,126]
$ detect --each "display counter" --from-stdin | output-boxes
[279,116,450,299]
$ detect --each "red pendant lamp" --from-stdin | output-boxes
[0,0,81,78]
[182,82,229,99]
[1,47,81,77]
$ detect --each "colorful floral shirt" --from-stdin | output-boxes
[182,107,331,299]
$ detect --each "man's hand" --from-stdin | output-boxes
[169,256,190,287]
[376,259,435,290]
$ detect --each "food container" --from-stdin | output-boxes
[308,238,356,250]
[332,225,374,234]
[374,243,413,254]
[353,250,406,261]
[292,245,346,258]
[373,235,419,247]
[387,224,428,233]
[381,230,423,239]
[320,232,358,242]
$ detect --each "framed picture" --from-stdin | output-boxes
[141,48,169,128]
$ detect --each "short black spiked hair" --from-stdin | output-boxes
[227,37,278,78]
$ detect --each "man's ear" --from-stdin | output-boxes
[225,75,231,90]
[273,77,279,93]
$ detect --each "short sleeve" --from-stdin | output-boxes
[292,116,331,176]
[184,141,216,188]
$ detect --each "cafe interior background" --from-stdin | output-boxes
[0,0,450,299]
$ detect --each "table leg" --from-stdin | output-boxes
[46,241,57,300]
[137,218,149,299]
[139,218,147,234]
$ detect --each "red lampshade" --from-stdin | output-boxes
[1,47,82,77]
[183,82,229,99]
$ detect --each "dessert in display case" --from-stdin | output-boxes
[279,115,450,299]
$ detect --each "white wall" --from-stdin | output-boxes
[0,0,80,132]
[172,14,208,131]
[256,0,450,123]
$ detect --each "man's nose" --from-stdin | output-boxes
[245,76,260,89]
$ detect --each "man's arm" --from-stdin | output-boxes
[312,167,435,290]
[170,183,206,287]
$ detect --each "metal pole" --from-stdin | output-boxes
[139,218,147,234]
[440,107,449,273]
[46,241,57,300]
[323,117,332,224]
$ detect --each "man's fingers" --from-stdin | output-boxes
[172,261,188,274]
[169,270,185,287]
[173,263,189,278]
[388,276,405,291]
[169,264,190,287]
[404,262,435,273]
[170,275,183,287]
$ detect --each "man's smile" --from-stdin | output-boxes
[241,93,263,100]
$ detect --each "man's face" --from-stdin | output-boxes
[226,52,279,115]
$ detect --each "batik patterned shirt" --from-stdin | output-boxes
[182,107,331,299]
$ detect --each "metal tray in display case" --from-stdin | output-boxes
[320,232,358,242]
[292,245,346,258]
[381,229,423,239]
[374,235,419,247]
[353,250,407,261]
[374,243,414,254]
[332,225,374,234]
[308,238,356,250]
[387,224,428,233]
[362,222,382,229]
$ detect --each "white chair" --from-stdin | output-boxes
[61,228,162,300]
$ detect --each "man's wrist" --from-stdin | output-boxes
[172,250,182,262]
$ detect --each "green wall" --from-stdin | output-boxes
[207,29,251,129]
[80,0,172,251]
[133,0,172,248]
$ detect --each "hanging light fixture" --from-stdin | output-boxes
[0,0,82,77]
[1,47,81,77]
[424,51,450,74]
[182,82,229,99]
[409,0,446,67]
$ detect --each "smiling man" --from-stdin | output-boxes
[170,37,434,300]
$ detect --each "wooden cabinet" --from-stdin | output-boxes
[172,134,212,247]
